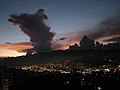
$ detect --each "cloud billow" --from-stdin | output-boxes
[8,9,55,53]
[58,14,120,47]
[88,15,120,42]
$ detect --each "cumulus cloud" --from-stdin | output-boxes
[62,14,120,45]
[7,9,120,52]
[87,15,120,42]
[8,9,55,53]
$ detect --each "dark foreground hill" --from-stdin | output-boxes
[0,50,120,67]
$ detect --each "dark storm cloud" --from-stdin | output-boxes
[60,14,120,46]
[8,9,55,52]
[88,15,120,41]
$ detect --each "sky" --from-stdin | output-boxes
[0,0,120,57]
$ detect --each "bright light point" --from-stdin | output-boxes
[98,87,101,90]
[66,81,69,84]
[104,69,110,72]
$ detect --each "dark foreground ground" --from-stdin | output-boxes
[0,50,120,90]
[0,67,119,90]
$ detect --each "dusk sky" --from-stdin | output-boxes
[0,0,120,57]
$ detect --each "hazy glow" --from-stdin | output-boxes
[96,35,120,44]
[0,49,25,57]
[0,43,32,51]
[59,41,79,50]
[0,43,32,57]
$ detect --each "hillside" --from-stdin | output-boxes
[0,50,120,67]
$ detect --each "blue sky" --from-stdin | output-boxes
[0,0,120,56]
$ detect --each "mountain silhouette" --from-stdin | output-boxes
[0,35,120,67]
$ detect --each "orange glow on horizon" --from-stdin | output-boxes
[0,43,32,57]
[1,34,119,57]
[55,41,80,50]
[0,49,25,57]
